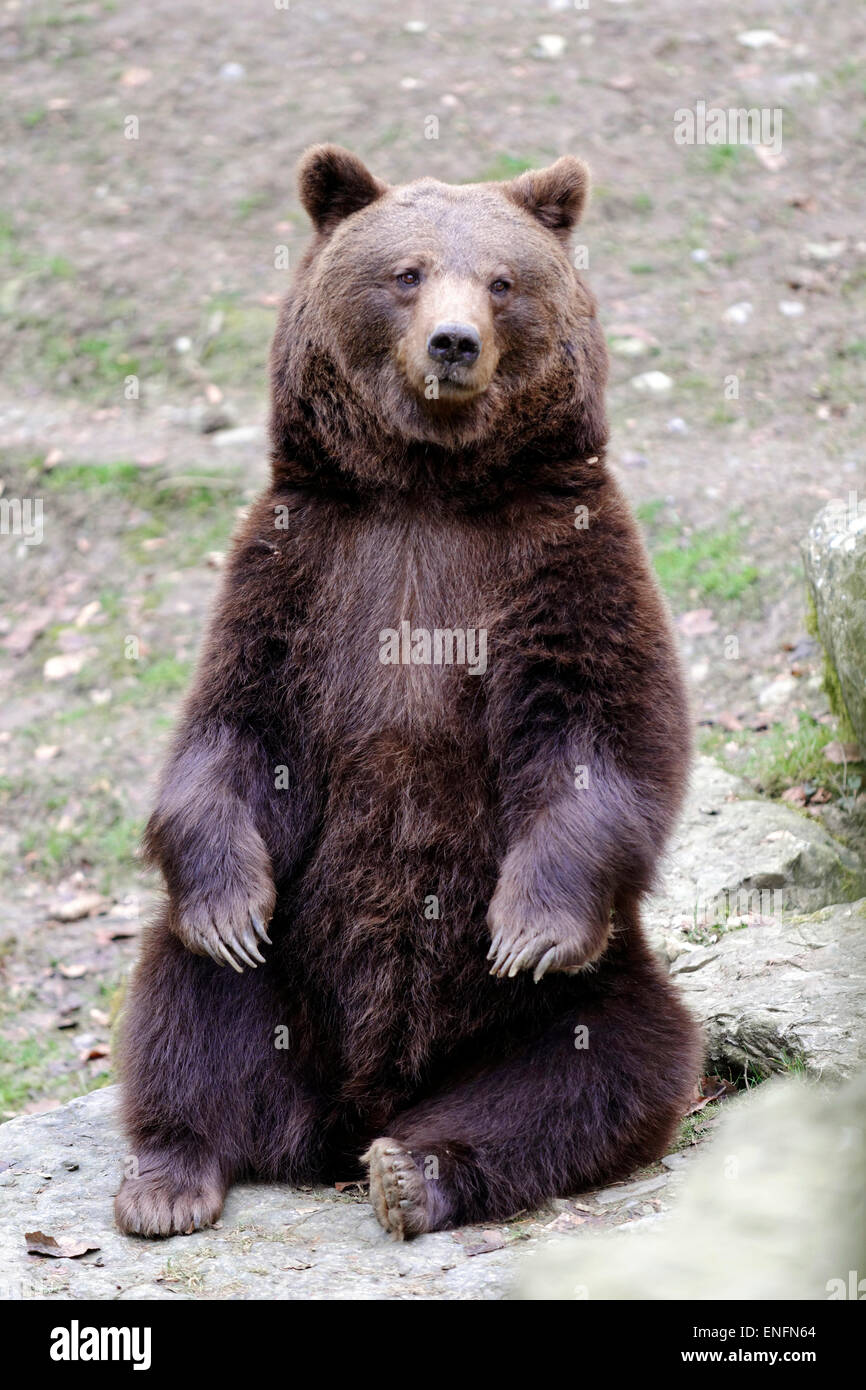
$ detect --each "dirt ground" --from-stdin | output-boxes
[0,0,864,1116]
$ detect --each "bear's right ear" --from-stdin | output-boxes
[297,145,387,235]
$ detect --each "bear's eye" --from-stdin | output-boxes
[396,270,421,287]
[490,278,511,296]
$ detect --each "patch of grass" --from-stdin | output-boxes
[675,1100,722,1148]
[745,712,862,799]
[636,505,760,605]
[700,711,864,804]
[0,1033,111,1116]
[477,153,538,181]
[16,787,142,887]
[199,295,273,390]
[703,143,742,175]
[234,192,270,220]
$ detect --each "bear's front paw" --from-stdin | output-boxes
[172,881,275,973]
[486,890,609,982]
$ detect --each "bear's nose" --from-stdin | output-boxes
[427,322,482,365]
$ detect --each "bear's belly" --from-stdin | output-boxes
[287,721,508,1089]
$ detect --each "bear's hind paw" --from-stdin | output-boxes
[363,1138,430,1240]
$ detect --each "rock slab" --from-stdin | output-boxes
[802,499,866,746]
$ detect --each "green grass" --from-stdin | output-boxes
[0,1032,112,1116]
[703,143,742,174]
[699,711,864,803]
[636,505,760,605]
[476,153,539,181]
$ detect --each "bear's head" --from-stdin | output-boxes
[270,146,608,491]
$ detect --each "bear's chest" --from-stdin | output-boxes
[297,513,502,741]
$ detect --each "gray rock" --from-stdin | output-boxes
[518,1069,866,1300]
[0,1087,582,1301]
[646,757,866,936]
[673,899,866,1080]
[802,500,866,746]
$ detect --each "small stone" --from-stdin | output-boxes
[48,893,105,923]
[219,62,245,81]
[737,29,783,49]
[803,240,845,262]
[779,300,804,317]
[194,402,239,435]
[758,674,798,708]
[210,424,265,448]
[43,653,86,681]
[723,301,753,326]
[630,371,673,393]
[173,336,192,354]
[666,417,688,435]
[532,34,566,60]
[403,20,427,33]
[610,335,649,358]
[690,248,709,263]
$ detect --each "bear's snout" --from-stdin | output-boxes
[427,322,482,366]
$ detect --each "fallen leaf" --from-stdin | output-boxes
[686,1075,736,1115]
[717,710,743,732]
[823,740,862,765]
[25,1231,100,1259]
[678,608,718,637]
[120,66,152,87]
[781,785,808,806]
[462,1230,506,1257]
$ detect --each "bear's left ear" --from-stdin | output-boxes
[504,156,590,242]
[297,144,388,235]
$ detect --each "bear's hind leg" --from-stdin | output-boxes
[115,916,320,1237]
[365,936,701,1238]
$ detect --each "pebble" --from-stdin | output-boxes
[737,29,783,49]
[723,301,753,326]
[779,300,804,317]
[630,371,673,393]
[610,336,649,358]
[532,34,566,60]
[666,416,688,435]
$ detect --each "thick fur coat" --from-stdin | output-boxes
[115,147,701,1239]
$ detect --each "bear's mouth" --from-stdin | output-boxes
[428,365,488,399]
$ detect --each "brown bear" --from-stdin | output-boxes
[115,145,701,1240]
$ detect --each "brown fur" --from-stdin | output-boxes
[115,146,702,1240]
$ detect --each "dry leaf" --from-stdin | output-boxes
[25,1231,100,1259]
[678,608,718,637]
[823,740,862,765]
[781,785,808,806]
